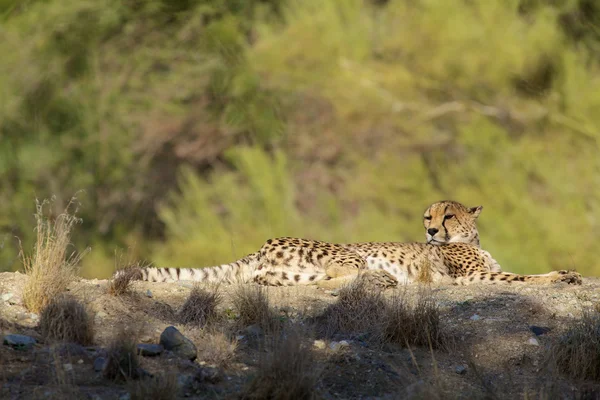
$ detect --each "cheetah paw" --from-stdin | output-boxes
[553,270,583,285]
[359,270,398,289]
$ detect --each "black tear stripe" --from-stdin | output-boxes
[203,269,209,280]
[176,267,181,280]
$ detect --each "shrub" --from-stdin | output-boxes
[177,285,222,327]
[39,295,94,345]
[21,197,89,313]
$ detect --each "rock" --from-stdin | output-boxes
[469,314,481,321]
[159,326,197,361]
[137,344,164,357]
[3,334,36,350]
[145,289,153,298]
[196,366,222,384]
[96,311,107,319]
[1,293,13,302]
[63,363,73,372]
[455,365,467,375]
[93,357,106,372]
[244,324,262,337]
[329,340,350,351]
[118,394,131,400]
[529,326,551,336]
[527,338,540,346]
[313,340,326,350]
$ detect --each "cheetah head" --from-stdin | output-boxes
[423,201,483,247]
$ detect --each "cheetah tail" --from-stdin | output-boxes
[114,252,260,284]
[454,270,582,285]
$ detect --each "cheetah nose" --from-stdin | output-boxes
[427,228,439,236]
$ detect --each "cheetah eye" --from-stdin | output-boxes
[424,216,432,220]
[444,214,455,220]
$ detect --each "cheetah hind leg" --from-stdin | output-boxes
[317,264,398,290]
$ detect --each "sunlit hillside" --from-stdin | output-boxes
[1,0,599,277]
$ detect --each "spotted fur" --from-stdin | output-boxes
[121,201,582,288]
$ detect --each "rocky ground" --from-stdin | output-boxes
[1,271,599,399]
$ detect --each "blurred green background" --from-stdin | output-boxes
[1,0,598,278]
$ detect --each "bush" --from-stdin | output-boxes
[549,310,600,381]
[241,327,318,400]
[21,197,88,313]
[39,295,94,345]
[103,326,141,382]
[177,285,222,327]
[317,278,446,348]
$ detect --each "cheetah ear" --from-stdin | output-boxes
[469,205,483,218]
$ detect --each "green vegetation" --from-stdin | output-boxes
[1,0,599,277]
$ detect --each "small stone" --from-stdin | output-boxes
[137,344,164,357]
[96,311,107,319]
[145,290,153,298]
[528,338,540,346]
[329,341,350,351]
[93,357,106,372]
[470,314,481,321]
[119,394,131,400]
[159,326,197,361]
[77,359,84,364]
[244,324,262,337]
[530,326,551,336]
[63,363,73,372]
[1,293,14,302]
[196,367,222,384]
[3,334,36,350]
[313,340,326,350]
[455,365,467,375]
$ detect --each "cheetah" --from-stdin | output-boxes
[123,201,582,288]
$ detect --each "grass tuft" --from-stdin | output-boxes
[39,294,94,345]
[232,285,279,333]
[241,327,318,400]
[177,285,222,327]
[317,279,445,348]
[197,329,238,368]
[103,326,141,382]
[127,373,178,400]
[549,309,600,381]
[384,289,445,349]
[21,196,89,313]
[107,262,145,297]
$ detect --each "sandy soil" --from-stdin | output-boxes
[1,271,599,399]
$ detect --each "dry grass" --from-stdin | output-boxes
[241,327,319,400]
[384,289,445,349]
[316,277,388,341]
[107,264,143,297]
[21,196,89,313]
[416,259,434,284]
[232,285,279,332]
[127,373,178,400]
[107,249,151,296]
[197,329,238,368]
[177,285,222,327]
[103,325,141,382]
[39,295,94,345]
[316,279,446,348]
[549,309,600,381]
